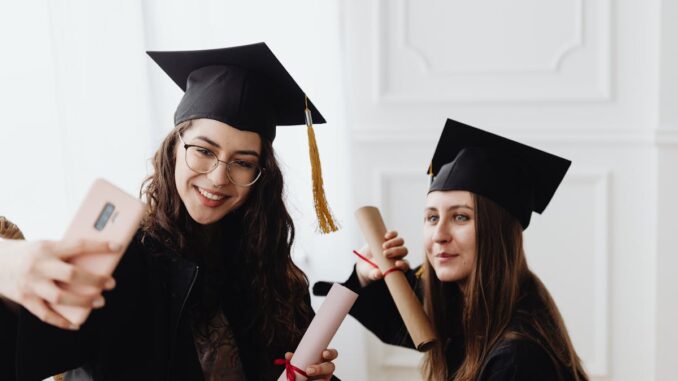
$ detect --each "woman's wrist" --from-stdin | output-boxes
[356,271,370,288]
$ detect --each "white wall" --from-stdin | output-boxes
[1,1,676,380]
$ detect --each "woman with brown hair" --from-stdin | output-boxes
[0,43,339,380]
[316,119,587,380]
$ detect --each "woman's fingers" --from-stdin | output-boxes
[0,239,116,330]
[357,232,408,286]
[382,235,403,249]
[321,348,338,361]
[306,360,335,380]
[395,259,410,271]
[383,245,408,259]
[51,240,120,260]
[369,268,383,281]
[382,232,408,260]
[22,296,78,330]
[384,230,398,240]
[30,280,105,308]
[371,260,409,278]
[38,259,115,291]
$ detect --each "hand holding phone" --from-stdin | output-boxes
[52,179,145,326]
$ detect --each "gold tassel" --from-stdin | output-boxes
[428,161,438,186]
[305,97,339,234]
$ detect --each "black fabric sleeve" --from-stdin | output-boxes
[313,265,420,349]
[0,300,18,380]
[14,235,148,381]
[15,307,93,380]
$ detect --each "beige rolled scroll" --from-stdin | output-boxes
[277,283,358,381]
[355,206,436,351]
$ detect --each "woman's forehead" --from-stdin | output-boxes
[183,118,262,151]
[426,190,473,208]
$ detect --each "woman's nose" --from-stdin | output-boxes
[433,222,452,244]
[207,162,231,187]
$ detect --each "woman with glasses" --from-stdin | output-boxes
[316,119,588,381]
[0,43,339,381]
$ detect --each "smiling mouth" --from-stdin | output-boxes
[195,186,227,201]
[435,252,459,259]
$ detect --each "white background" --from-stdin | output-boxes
[1,1,677,380]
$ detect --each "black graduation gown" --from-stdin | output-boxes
[0,297,18,380]
[0,232,334,381]
[314,268,580,381]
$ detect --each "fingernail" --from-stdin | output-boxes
[323,350,330,357]
[93,298,105,308]
[109,242,122,251]
[105,279,116,289]
[306,367,316,376]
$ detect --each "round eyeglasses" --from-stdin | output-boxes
[178,134,263,187]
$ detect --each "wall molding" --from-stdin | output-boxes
[655,128,678,146]
[402,0,584,75]
[372,0,611,103]
[566,170,611,379]
[352,129,675,146]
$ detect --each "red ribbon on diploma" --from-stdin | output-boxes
[352,250,401,278]
[274,358,308,381]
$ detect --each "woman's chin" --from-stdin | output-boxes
[186,205,233,225]
[433,267,466,283]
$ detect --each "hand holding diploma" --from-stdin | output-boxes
[355,230,411,287]
[354,206,437,351]
[278,348,338,381]
[277,283,357,381]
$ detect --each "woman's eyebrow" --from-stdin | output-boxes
[192,136,260,158]
[233,150,260,158]
[193,135,221,148]
[448,204,474,211]
[425,204,474,212]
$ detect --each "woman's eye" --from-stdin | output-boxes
[454,214,470,222]
[426,214,439,223]
[233,160,257,170]
[196,148,214,157]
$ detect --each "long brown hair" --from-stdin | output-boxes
[0,217,25,240]
[422,193,587,381]
[140,120,312,377]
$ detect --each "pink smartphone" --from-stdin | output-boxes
[52,178,145,326]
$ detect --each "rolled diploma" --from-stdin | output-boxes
[354,206,437,351]
[277,283,358,381]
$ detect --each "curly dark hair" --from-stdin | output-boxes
[139,120,313,378]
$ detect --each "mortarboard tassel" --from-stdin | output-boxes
[428,162,434,184]
[305,97,339,234]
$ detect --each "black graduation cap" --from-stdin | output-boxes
[428,118,571,229]
[146,42,325,142]
[146,42,338,233]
